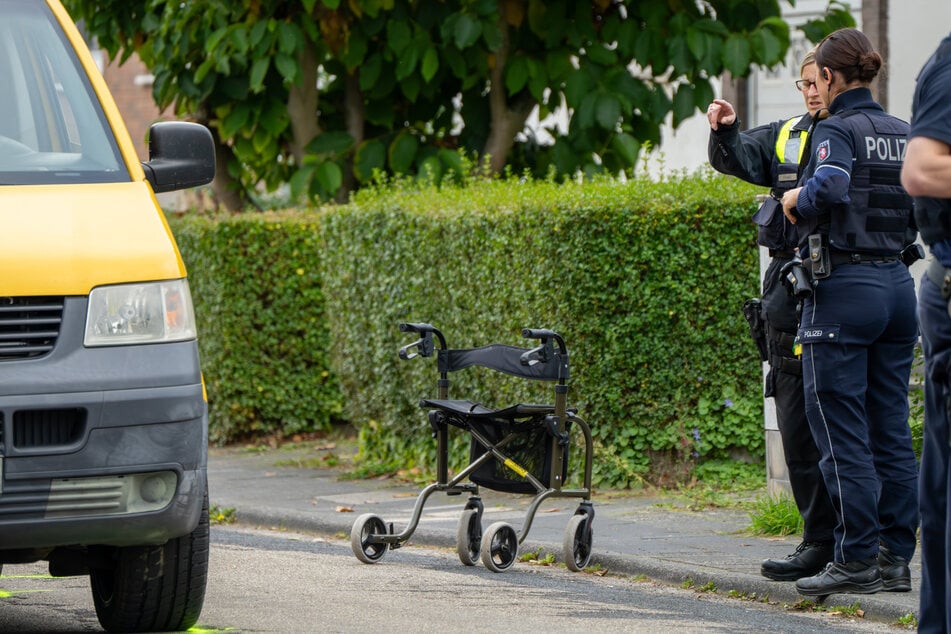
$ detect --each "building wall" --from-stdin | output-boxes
[99,55,172,162]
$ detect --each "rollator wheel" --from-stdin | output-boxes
[350,513,388,564]
[563,513,593,572]
[456,508,482,566]
[480,521,519,573]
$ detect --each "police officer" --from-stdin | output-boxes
[706,49,837,582]
[781,28,919,597]
[900,31,951,634]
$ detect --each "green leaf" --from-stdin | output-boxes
[220,104,251,140]
[229,25,249,55]
[563,70,594,109]
[320,0,340,8]
[307,132,355,156]
[686,27,707,61]
[387,20,411,54]
[289,164,315,199]
[672,83,695,128]
[388,132,419,173]
[259,102,288,136]
[722,34,752,77]
[576,92,598,129]
[585,43,617,66]
[545,50,574,81]
[250,20,268,48]
[750,27,783,66]
[315,160,343,193]
[342,30,368,69]
[693,78,715,112]
[205,27,228,54]
[505,56,529,95]
[611,132,640,166]
[595,93,621,130]
[395,42,419,80]
[421,47,439,82]
[417,155,443,183]
[668,35,692,76]
[250,58,269,92]
[275,53,298,83]
[278,23,300,55]
[453,13,482,49]
[354,139,386,181]
[438,149,464,178]
[360,53,383,91]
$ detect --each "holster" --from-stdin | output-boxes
[766,325,802,377]
[742,298,769,361]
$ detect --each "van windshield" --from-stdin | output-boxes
[0,1,128,185]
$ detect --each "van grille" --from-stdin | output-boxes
[0,296,64,360]
[13,408,85,448]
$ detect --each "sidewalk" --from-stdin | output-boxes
[207,444,920,626]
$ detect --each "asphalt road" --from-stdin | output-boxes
[0,525,906,633]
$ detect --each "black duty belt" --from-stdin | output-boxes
[830,252,899,266]
[770,330,797,351]
[769,249,796,259]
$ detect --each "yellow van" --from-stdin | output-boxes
[0,1,214,631]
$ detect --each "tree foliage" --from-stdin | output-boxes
[67,0,852,209]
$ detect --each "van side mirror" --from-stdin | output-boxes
[142,122,216,193]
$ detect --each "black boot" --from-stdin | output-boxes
[761,541,833,581]
[795,556,883,597]
[879,544,911,592]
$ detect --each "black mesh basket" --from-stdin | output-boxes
[468,418,569,494]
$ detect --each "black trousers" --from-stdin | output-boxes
[762,256,836,544]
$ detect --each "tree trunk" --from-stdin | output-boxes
[483,19,537,174]
[862,0,888,109]
[288,40,320,165]
[210,131,254,212]
[338,72,365,203]
[185,108,254,212]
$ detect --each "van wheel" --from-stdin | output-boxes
[89,493,209,633]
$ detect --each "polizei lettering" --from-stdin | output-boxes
[864,136,906,162]
[803,329,824,338]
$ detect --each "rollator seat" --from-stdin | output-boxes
[420,399,575,420]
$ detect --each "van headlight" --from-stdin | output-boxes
[84,279,197,346]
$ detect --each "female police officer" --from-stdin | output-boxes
[781,28,919,597]
[706,50,837,582]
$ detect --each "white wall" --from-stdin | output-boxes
[888,4,951,122]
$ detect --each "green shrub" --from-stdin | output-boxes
[318,173,764,487]
[170,212,344,443]
[171,172,768,486]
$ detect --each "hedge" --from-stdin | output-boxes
[169,172,766,487]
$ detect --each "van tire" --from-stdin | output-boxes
[89,492,209,633]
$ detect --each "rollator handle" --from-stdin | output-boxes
[521,328,566,357]
[397,323,445,359]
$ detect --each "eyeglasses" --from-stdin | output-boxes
[795,79,817,92]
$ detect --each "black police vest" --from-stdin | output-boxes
[800,110,913,255]
[913,40,951,245]
[754,116,807,250]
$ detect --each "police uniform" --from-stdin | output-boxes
[709,116,837,577]
[908,33,951,634]
[789,87,919,594]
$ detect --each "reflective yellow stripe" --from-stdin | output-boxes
[775,116,808,164]
[503,458,529,478]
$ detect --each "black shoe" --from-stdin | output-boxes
[879,544,912,592]
[795,557,883,597]
[761,541,833,581]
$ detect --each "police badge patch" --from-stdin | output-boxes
[816,139,830,162]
